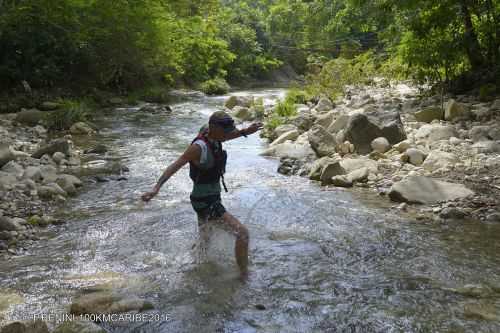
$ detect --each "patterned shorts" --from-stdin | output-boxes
[190,194,227,225]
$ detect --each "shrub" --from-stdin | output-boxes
[43,99,92,131]
[199,77,231,95]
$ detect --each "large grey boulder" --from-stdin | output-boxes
[342,110,406,154]
[371,137,391,153]
[445,99,472,121]
[308,157,336,181]
[232,106,254,121]
[15,109,46,126]
[415,124,458,143]
[224,95,253,109]
[308,125,336,157]
[389,176,474,204]
[70,292,153,316]
[56,174,82,196]
[270,130,300,146]
[1,161,24,177]
[32,139,70,159]
[472,141,500,154]
[414,107,443,123]
[469,126,492,142]
[403,148,427,166]
[0,319,49,333]
[320,160,345,185]
[422,150,459,171]
[339,158,378,174]
[273,124,298,139]
[0,171,17,190]
[0,143,15,168]
[261,142,315,160]
[0,216,23,231]
[69,122,95,135]
[327,115,350,134]
[313,97,334,112]
[37,183,67,199]
[22,166,43,182]
[314,111,336,129]
[290,113,315,132]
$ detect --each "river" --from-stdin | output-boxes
[1,88,500,332]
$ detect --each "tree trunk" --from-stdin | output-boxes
[460,1,485,70]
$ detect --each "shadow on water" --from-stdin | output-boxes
[1,88,500,332]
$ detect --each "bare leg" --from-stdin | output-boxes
[218,212,249,278]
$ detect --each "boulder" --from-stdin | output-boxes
[422,150,459,171]
[261,142,315,160]
[339,158,378,174]
[347,167,369,183]
[489,127,500,141]
[342,110,406,154]
[56,174,82,196]
[320,160,345,185]
[491,99,500,110]
[273,124,298,139]
[0,171,17,190]
[314,111,336,129]
[0,143,15,168]
[69,122,95,135]
[270,130,300,146]
[331,175,353,187]
[52,152,66,164]
[39,101,61,111]
[53,320,106,333]
[0,319,49,333]
[84,144,108,155]
[414,107,443,123]
[327,114,350,134]
[32,139,70,159]
[224,96,253,109]
[70,292,153,316]
[335,141,355,156]
[22,166,43,182]
[394,140,412,153]
[403,148,427,166]
[371,137,391,153]
[469,126,491,142]
[415,124,458,143]
[40,165,58,184]
[389,176,474,204]
[445,99,472,121]
[290,114,315,132]
[308,125,336,157]
[232,106,253,121]
[15,109,46,126]
[37,183,67,199]
[1,161,24,177]
[472,141,500,154]
[313,97,334,112]
[308,157,336,181]
[439,207,468,220]
[0,216,23,231]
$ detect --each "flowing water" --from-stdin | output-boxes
[1,89,500,333]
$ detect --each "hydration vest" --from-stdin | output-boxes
[189,132,228,192]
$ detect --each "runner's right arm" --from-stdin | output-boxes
[141,144,201,202]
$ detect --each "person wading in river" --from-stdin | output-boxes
[141,111,263,279]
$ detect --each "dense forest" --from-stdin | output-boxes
[0,0,499,96]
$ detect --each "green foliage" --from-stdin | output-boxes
[250,97,265,118]
[199,77,231,95]
[264,114,285,132]
[274,100,297,118]
[284,88,309,105]
[479,84,497,102]
[43,99,92,131]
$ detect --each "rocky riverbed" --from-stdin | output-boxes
[224,81,500,224]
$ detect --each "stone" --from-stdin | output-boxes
[445,99,472,121]
[0,319,49,333]
[394,140,411,153]
[0,144,16,168]
[22,166,43,182]
[52,152,66,164]
[53,320,106,333]
[489,127,500,141]
[32,139,70,159]
[486,213,500,222]
[39,101,61,111]
[33,125,47,136]
[270,130,300,146]
[308,125,337,157]
[331,175,353,187]
[37,183,67,199]
[472,141,500,154]
[39,165,58,184]
[449,137,463,145]
[347,167,369,182]
[232,106,253,121]
[336,141,354,156]
[464,303,500,321]
[342,110,406,154]
[422,150,459,171]
[339,158,378,174]
[261,142,315,160]
[320,160,345,185]
[69,122,96,135]
[84,144,108,155]
[439,207,468,219]
[1,161,23,177]
[469,126,492,142]
[389,176,474,204]
[0,216,23,231]
[0,171,17,190]
[56,174,82,196]
[404,148,427,166]
[371,137,391,153]
[224,95,253,109]
[327,114,350,134]
[308,157,336,181]
[414,107,443,123]
[415,124,458,142]
[14,109,46,126]
[290,113,315,132]
[314,97,334,112]
[70,292,154,316]
[314,111,336,129]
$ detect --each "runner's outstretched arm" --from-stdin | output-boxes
[141,144,201,202]
[224,122,263,141]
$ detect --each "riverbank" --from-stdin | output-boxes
[233,80,500,224]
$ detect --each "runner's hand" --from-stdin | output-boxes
[141,190,158,202]
[246,122,263,135]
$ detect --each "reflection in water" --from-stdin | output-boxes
[1,89,500,332]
